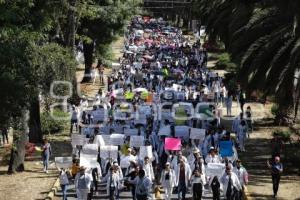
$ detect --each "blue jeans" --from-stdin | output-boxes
[61,184,68,200]
[43,153,49,170]
[178,181,187,200]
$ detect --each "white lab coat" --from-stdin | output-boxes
[220,172,242,193]
[175,163,192,186]
[233,166,248,187]
[205,154,221,164]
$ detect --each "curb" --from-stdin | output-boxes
[45,177,60,200]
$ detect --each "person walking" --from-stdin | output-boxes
[70,105,79,133]
[210,176,220,200]
[1,127,9,144]
[233,159,248,199]
[267,156,283,198]
[59,168,69,200]
[75,166,92,200]
[237,120,248,152]
[129,169,152,200]
[175,159,192,200]
[42,138,52,173]
[226,92,233,116]
[191,169,206,200]
[160,162,176,200]
[220,166,242,200]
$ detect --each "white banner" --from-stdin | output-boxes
[110,133,125,146]
[205,163,225,178]
[130,135,144,147]
[71,134,86,146]
[100,145,118,160]
[80,153,99,169]
[139,146,153,159]
[82,144,98,155]
[190,128,206,141]
[124,128,138,136]
[55,157,72,169]
[175,126,190,138]
[158,125,171,136]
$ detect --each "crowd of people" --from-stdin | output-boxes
[51,16,283,200]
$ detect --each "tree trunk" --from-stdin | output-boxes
[28,97,43,143]
[66,0,77,55]
[8,111,29,174]
[81,41,94,83]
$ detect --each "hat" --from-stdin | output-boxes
[127,147,132,151]
[275,156,280,161]
[209,147,215,152]
[165,162,170,166]
[192,148,200,154]
[113,162,119,167]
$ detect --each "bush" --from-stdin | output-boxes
[215,53,237,71]
[41,109,70,134]
[273,129,292,142]
[271,104,279,116]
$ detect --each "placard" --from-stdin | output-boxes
[139,146,153,159]
[94,135,111,146]
[175,126,190,138]
[124,128,138,136]
[80,153,99,169]
[91,109,106,122]
[219,141,234,157]
[100,145,118,160]
[165,137,181,150]
[71,134,86,146]
[110,134,125,146]
[190,128,206,141]
[82,144,98,155]
[55,157,72,169]
[205,163,225,178]
[158,125,171,136]
[130,135,144,147]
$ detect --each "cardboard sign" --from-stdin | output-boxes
[205,163,225,178]
[139,146,153,159]
[190,128,206,140]
[82,144,98,155]
[124,128,138,136]
[91,109,106,122]
[99,145,118,160]
[219,141,234,157]
[55,157,72,169]
[80,153,99,169]
[71,134,86,146]
[165,137,181,150]
[110,134,125,146]
[158,125,171,136]
[94,135,111,146]
[130,135,144,147]
[175,126,190,138]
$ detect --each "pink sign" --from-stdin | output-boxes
[165,137,181,151]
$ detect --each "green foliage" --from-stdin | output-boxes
[272,129,292,143]
[215,53,237,71]
[271,104,279,116]
[41,109,70,134]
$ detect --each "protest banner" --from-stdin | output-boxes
[175,126,190,138]
[219,141,234,157]
[94,135,111,146]
[190,128,206,141]
[82,144,98,155]
[158,125,171,136]
[110,134,124,146]
[55,157,72,169]
[91,109,106,122]
[80,153,99,169]
[165,137,181,150]
[100,145,118,160]
[71,134,86,146]
[124,128,138,136]
[130,136,144,147]
[205,163,225,178]
[139,146,153,159]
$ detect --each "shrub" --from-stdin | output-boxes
[41,109,70,134]
[215,53,237,71]
[273,129,292,142]
[271,104,279,116]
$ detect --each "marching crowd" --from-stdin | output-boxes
[48,16,283,200]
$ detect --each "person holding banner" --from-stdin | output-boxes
[160,162,176,200]
[175,159,192,200]
[59,169,69,200]
[75,166,92,200]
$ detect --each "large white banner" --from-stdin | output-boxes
[82,144,98,155]
[94,135,111,146]
[80,153,99,169]
[71,134,86,146]
[99,145,118,160]
[110,133,125,146]
[190,128,206,141]
[139,146,153,159]
[130,136,144,147]
[55,157,72,169]
[205,163,225,178]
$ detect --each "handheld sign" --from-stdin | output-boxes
[110,134,125,146]
[205,163,225,178]
[71,134,86,147]
[139,146,153,159]
[82,144,98,155]
[55,157,72,169]
[165,137,181,151]
[175,126,190,138]
[219,141,234,157]
[130,136,144,147]
[190,128,206,141]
